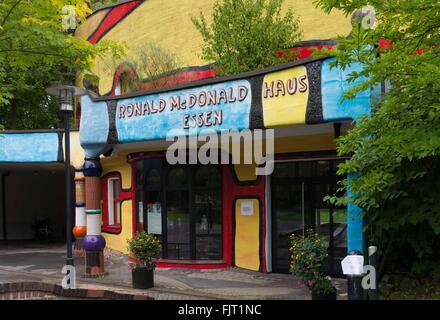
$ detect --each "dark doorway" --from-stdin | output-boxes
[271,159,347,276]
[0,164,71,242]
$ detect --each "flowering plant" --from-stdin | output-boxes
[290,229,334,294]
[127,231,161,271]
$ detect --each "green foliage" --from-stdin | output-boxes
[0,63,63,129]
[314,0,440,277]
[290,229,334,294]
[0,0,123,129]
[87,0,120,11]
[381,276,440,300]
[192,0,302,75]
[127,231,161,271]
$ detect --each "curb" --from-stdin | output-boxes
[0,282,154,300]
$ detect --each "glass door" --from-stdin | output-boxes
[271,159,347,275]
[165,167,190,259]
[271,162,305,273]
[135,158,224,260]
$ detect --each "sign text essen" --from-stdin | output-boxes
[118,85,249,129]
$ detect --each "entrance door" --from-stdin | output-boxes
[272,182,304,273]
[271,160,347,275]
[135,158,223,260]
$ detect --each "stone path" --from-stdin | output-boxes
[0,242,347,300]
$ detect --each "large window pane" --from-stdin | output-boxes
[166,190,190,259]
[194,166,222,260]
[196,236,222,260]
[273,183,304,272]
[168,167,187,186]
[194,190,222,235]
[146,168,161,188]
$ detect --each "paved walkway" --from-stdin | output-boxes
[0,242,347,300]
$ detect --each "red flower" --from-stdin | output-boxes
[379,39,393,50]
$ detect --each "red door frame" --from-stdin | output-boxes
[222,165,266,272]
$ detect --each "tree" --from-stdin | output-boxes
[315,0,440,278]
[192,0,302,75]
[0,0,122,129]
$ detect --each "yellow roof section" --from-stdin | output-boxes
[86,0,351,95]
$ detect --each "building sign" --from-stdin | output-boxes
[79,58,374,157]
[262,66,309,128]
[115,80,252,142]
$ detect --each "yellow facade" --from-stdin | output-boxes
[103,200,133,253]
[77,0,351,95]
[262,66,309,127]
[65,131,85,169]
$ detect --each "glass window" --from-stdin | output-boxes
[273,162,296,178]
[316,160,331,176]
[195,166,221,188]
[134,160,223,260]
[166,189,190,259]
[297,161,314,177]
[168,167,188,186]
[272,159,347,275]
[105,176,122,230]
[146,169,161,189]
[194,166,222,260]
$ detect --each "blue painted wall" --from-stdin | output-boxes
[321,58,372,122]
[0,132,60,163]
[79,95,110,158]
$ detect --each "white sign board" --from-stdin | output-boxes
[240,201,254,216]
[138,201,143,224]
[147,202,162,235]
[341,255,364,275]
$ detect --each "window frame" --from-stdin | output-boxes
[101,172,131,234]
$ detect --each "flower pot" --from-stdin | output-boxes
[131,268,154,289]
[311,287,337,300]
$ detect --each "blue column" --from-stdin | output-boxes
[347,173,364,254]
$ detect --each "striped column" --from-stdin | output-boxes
[82,158,107,277]
[73,167,86,256]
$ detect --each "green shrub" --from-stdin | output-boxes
[127,231,161,271]
[290,229,334,294]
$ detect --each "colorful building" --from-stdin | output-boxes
[0,0,376,277]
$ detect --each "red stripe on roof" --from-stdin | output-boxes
[88,1,141,44]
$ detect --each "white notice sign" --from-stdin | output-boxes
[341,255,364,275]
[240,201,254,216]
[138,202,143,224]
[147,202,162,235]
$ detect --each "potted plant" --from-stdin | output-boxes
[290,229,337,300]
[127,231,161,289]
